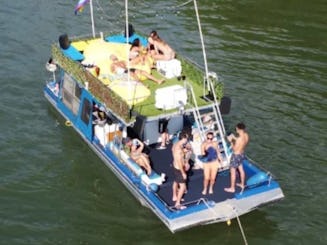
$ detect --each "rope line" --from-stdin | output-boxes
[228,204,249,245]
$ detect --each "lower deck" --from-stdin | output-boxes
[148,142,240,208]
[44,63,284,232]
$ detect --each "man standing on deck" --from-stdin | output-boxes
[224,122,249,193]
[172,131,189,209]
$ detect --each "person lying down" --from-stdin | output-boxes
[109,54,164,85]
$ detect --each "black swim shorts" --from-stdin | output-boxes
[173,167,186,184]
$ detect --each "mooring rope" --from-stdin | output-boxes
[202,199,249,245]
[228,205,248,245]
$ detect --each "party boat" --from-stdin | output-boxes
[43,0,284,233]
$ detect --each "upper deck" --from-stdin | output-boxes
[51,33,224,124]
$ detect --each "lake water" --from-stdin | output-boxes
[0,0,326,244]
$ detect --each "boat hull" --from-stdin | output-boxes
[44,86,284,232]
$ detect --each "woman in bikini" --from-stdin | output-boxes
[200,132,222,195]
[129,38,152,66]
[127,138,152,176]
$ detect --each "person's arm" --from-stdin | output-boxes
[135,139,144,153]
[215,142,223,162]
[177,154,187,178]
[110,63,115,73]
[227,133,237,145]
[201,142,206,155]
[153,41,160,54]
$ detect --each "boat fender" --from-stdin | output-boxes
[131,175,141,185]
[45,58,57,72]
[246,171,269,186]
[149,183,158,192]
[65,120,72,127]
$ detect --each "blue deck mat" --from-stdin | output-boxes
[149,143,242,207]
[105,34,148,46]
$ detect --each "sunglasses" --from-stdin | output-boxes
[207,137,213,140]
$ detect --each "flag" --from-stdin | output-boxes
[74,0,90,15]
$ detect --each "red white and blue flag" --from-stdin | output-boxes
[74,0,90,15]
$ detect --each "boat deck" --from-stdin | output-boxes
[148,142,243,208]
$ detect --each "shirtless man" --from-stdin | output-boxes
[224,122,249,193]
[148,35,175,61]
[172,131,189,209]
[109,54,164,84]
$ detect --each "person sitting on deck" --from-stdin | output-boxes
[147,30,176,61]
[125,138,152,176]
[109,54,164,85]
[92,105,108,126]
[199,131,222,195]
[129,38,153,67]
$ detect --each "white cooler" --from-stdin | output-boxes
[155,85,187,110]
[156,59,182,79]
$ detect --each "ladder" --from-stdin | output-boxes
[184,75,231,167]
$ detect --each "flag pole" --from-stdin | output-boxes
[89,0,95,37]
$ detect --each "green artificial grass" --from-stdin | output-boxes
[53,35,224,122]
[133,69,210,117]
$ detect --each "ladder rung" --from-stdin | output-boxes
[202,111,215,117]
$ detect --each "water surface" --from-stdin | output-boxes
[0,0,326,244]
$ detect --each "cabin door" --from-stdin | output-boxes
[76,92,93,141]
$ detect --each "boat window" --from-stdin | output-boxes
[81,99,92,125]
[62,73,81,115]
[75,84,82,98]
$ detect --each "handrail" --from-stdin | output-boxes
[184,82,206,141]
[166,197,215,212]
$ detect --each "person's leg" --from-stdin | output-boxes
[137,70,164,84]
[202,165,210,195]
[224,167,236,193]
[209,162,219,194]
[160,132,168,147]
[172,181,178,201]
[140,155,152,175]
[135,157,151,175]
[152,53,166,61]
[236,164,245,190]
[175,183,186,208]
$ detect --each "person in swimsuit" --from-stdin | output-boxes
[109,55,164,84]
[129,38,153,67]
[147,30,159,55]
[224,122,249,193]
[171,131,189,209]
[129,38,141,60]
[182,142,192,172]
[126,138,152,176]
[200,132,222,195]
[147,32,175,61]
